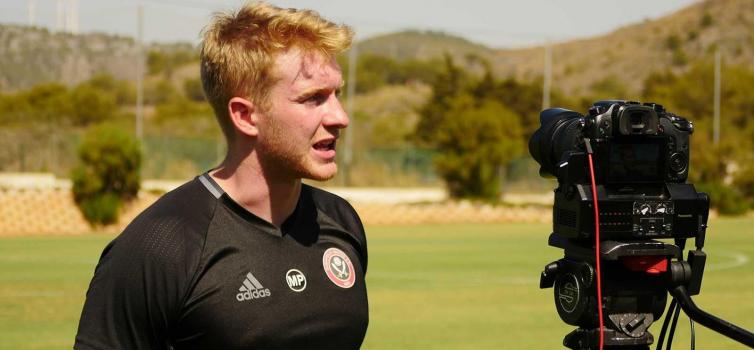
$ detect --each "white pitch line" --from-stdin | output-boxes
[367,272,539,286]
[705,251,750,271]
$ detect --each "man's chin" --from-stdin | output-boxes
[304,164,338,182]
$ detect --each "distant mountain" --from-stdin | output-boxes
[357,30,493,62]
[0,0,750,96]
[490,0,754,96]
[0,25,193,91]
[0,25,133,90]
[354,0,752,96]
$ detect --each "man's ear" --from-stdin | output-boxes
[227,97,260,137]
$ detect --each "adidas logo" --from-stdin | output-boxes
[235,272,271,301]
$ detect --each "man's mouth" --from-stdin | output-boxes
[313,139,336,151]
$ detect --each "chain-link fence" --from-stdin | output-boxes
[0,127,222,180]
[0,125,551,193]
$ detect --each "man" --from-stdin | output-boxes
[75,2,368,349]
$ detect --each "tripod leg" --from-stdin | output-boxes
[669,285,754,348]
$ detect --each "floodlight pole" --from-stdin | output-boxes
[67,0,78,34]
[343,41,357,187]
[28,0,36,27]
[542,40,552,110]
[136,4,144,140]
[56,0,64,32]
[713,49,721,146]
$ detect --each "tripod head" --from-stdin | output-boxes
[540,232,754,349]
[541,236,688,349]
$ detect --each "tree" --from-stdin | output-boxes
[145,79,180,105]
[147,50,197,78]
[70,84,117,126]
[72,124,142,225]
[643,62,754,214]
[433,96,523,200]
[84,74,136,106]
[414,54,468,145]
[183,78,206,102]
[20,82,73,123]
[495,78,545,135]
[337,53,444,95]
[414,58,525,200]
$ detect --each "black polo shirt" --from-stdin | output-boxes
[75,173,369,349]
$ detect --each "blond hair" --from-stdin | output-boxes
[200,2,354,140]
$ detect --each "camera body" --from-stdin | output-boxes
[529,100,708,240]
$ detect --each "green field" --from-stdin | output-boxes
[1,218,753,349]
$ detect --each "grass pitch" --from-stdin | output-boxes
[1,218,753,349]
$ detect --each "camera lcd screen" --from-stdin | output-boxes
[607,139,666,182]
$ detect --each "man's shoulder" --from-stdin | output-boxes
[135,177,216,226]
[303,184,359,219]
[303,184,368,271]
[155,176,217,209]
[303,184,364,237]
[116,177,218,253]
[305,184,350,204]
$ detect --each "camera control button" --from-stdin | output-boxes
[669,153,687,173]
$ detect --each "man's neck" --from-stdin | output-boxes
[210,151,301,228]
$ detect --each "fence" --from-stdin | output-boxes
[0,127,220,179]
[2,126,550,188]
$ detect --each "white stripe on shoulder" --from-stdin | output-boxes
[199,174,223,199]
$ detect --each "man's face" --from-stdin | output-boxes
[255,47,349,182]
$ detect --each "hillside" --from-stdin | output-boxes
[0,0,751,96]
[0,25,193,91]
[491,0,754,96]
[357,30,493,62]
[357,0,752,97]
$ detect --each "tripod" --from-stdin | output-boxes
[541,234,754,349]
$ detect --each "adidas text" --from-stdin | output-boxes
[236,288,271,301]
[236,272,271,301]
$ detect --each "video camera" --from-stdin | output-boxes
[529,100,707,240]
[529,100,754,349]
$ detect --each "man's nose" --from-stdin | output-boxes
[323,97,349,129]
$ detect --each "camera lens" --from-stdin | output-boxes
[529,108,583,178]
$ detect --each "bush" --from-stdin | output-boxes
[696,182,750,216]
[72,124,142,226]
[70,84,117,126]
[671,48,688,66]
[700,11,713,28]
[77,193,121,225]
[733,163,754,208]
[665,34,681,50]
[20,83,73,123]
[183,78,206,102]
[145,79,180,105]
[84,74,136,106]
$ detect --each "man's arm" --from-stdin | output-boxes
[75,211,206,349]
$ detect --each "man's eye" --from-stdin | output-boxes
[304,93,328,105]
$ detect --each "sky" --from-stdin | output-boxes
[0,0,699,48]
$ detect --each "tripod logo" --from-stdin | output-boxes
[556,273,580,314]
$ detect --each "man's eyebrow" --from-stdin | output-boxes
[294,87,324,98]
[295,82,344,98]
